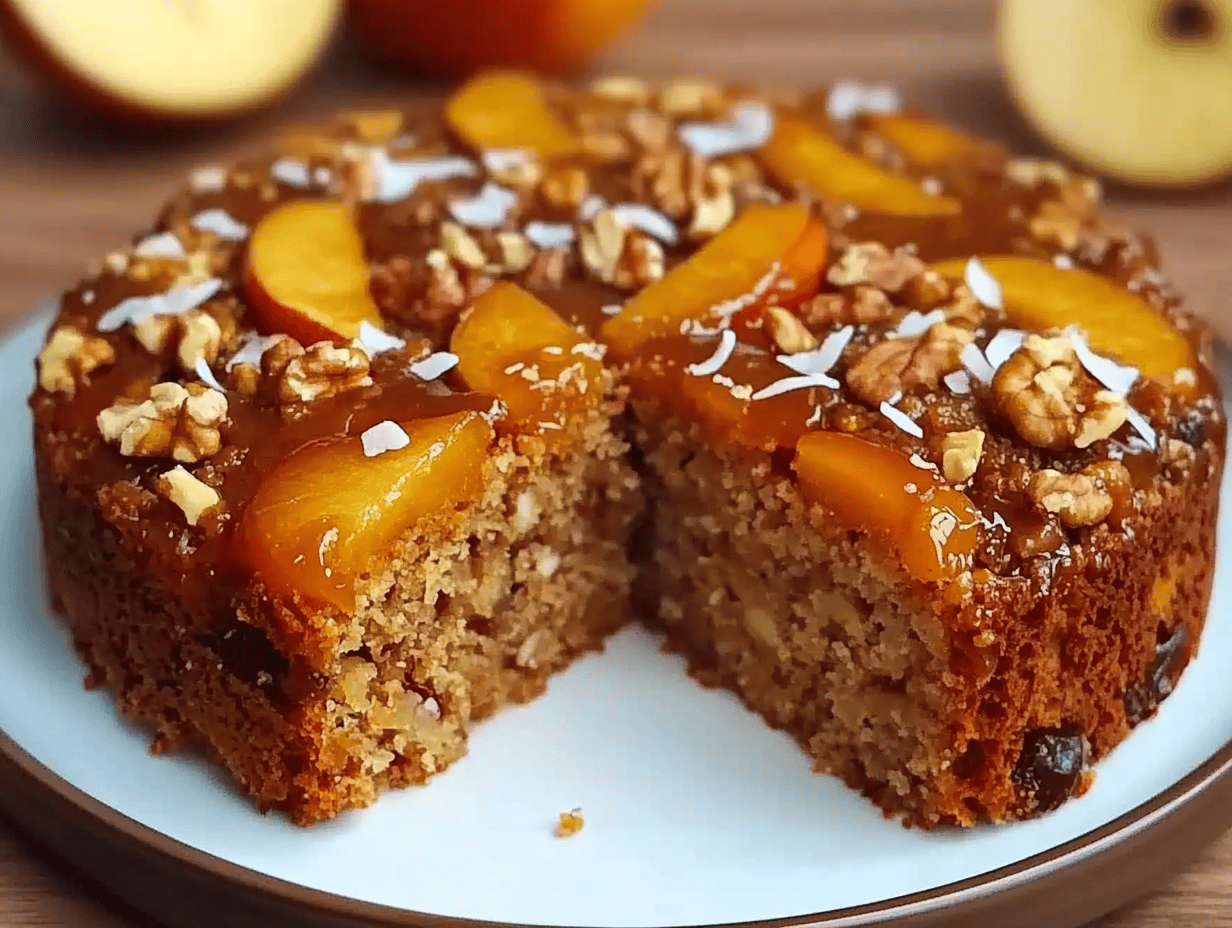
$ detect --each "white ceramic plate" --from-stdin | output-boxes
[4,312,1232,927]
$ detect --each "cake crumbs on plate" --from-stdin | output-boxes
[555,807,584,838]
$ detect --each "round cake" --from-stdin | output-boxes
[29,71,1225,827]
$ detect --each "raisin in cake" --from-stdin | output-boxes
[30,72,1224,826]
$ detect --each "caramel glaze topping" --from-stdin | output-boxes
[31,75,1225,625]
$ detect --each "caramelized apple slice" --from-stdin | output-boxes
[245,200,384,345]
[860,113,993,168]
[445,70,577,157]
[794,432,979,583]
[601,203,815,360]
[758,111,961,217]
[236,411,492,608]
[728,216,829,344]
[452,282,602,441]
[930,256,1199,394]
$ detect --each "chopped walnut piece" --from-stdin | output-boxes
[847,323,973,406]
[1028,200,1082,251]
[441,221,488,269]
[176,309,224,370]
[579,208,627,284]
[1028,461,1131,528]
[612,231,665,290]
[658,79,725,116]
[827,242,925,292]
[590,75,651,104]
[495,232,535,273]
[97,382,227,463]
[942,429,985,483]
[521,246,570,290]
[38,325,115,396]
[280,340,373,404]
[991,334,1129,450]
[131,305,238,374]
[798,286,893,329]
[157,465,221,526]
[540,166,589,209]
[766,307,819,354]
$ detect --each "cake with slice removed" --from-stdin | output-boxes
[29,72,1224,826]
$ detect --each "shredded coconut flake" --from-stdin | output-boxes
[194,358,226,393]
[960,342,996,384]
[369,153,477,203]
[685,329,736,377]
[983,329,1027,371]
[1067,327,1138,395]
[895,309,946,338]
[226,332,285,371]
[777,325,854,377]
[677,100,775,159]
[1054,254,1075,270]
[134,232,186,259]
[965,257,1004,309]
[611,203,678,245]
[449,182,518,228]
[601,303,623,316]
[362,421,411,457]
[751,373,838,400]
[525,220,576,248]
[578,194,607,221]
[909,453,938,471]
[359,321,407,356]
[944,369,972,394]
[879,399,924,438]
[826,81,900,120]
[97,278,223,332]
[1126,407,1157,450]
[571,342,606,361]
[482,148,531,174]
[409,351,459,381]
[191,208,248,241]
[271,158,312,188]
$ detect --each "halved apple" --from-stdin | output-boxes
[445,70,578,156]
[794,431,979,583]
[999,0,1232,188]
[235,411,493,608]
[758,110,962,216]
[930,255,1199,394]
[244,200,385,345]
[0,0,340,121]
[451,281,603,441]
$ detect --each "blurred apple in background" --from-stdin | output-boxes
[999,0,1232,188]
[346,0,654,77]
[0,0,342,121]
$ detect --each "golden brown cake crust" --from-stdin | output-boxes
[29,73,1225,826]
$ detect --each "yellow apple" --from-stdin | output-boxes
[0,0,341,121]
[999,0,1232,187]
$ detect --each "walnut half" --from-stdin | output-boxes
[1029,461,1131,528]
[97,382,227,463]
[847,322,973,406]
[990,334,1128,450]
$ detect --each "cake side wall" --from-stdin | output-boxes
[933,434,1225,823]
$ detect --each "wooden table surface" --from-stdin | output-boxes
[2,1,1231,925]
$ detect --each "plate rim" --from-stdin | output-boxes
[1,663,1231,928]
[6,310,1232,927]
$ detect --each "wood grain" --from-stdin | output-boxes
[1,0,1230,925]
